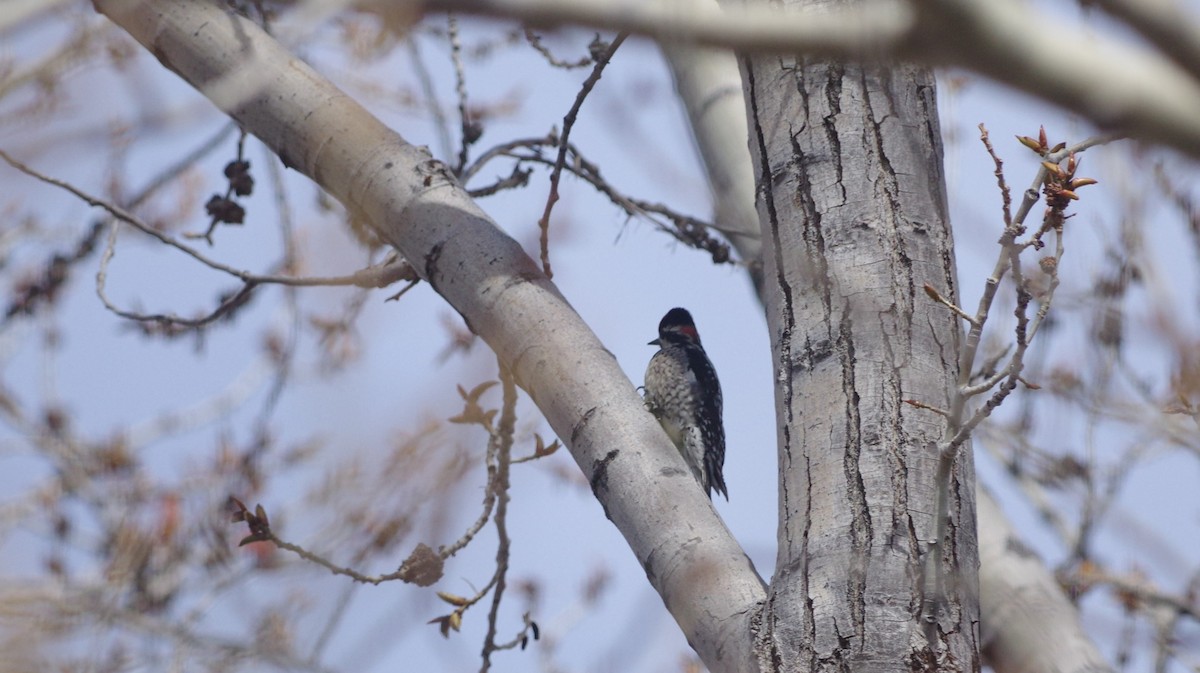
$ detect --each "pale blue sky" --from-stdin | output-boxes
[1,7,1198,673]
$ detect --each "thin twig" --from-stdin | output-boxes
[407,36,454,161]
[439,459,498,560]
[2,149,416,330]
[978,124,1012,227]
[536,32,628,277]
[480,363,519,672]
[449,15,474,175]
[467,137,734,263]
[2,149,415,289]
[523,29,593,69]
[251,147,303,453]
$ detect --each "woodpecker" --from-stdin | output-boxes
[643,307,728,500]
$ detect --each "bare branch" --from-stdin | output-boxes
[465,135,734,263]
[480,364,519,671]
[536,31,628,278]
[406,36,455,161]
[1,149,417,331]
[979,124,1013,227]
[448,15,478,175]
[524,28,594,69]
[1088,0,1200,85]
[429,0,913,56]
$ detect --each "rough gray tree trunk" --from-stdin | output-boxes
[740,52,980,670]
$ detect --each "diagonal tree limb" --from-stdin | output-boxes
[978,487,1115,673]
[90,0,766,670]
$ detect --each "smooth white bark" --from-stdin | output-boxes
[659,37,763,288]
[426,0,1200,158]
[92,1,766,669]
[978,488,1114,673]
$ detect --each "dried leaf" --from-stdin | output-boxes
[230,496,248,522]
[428,615,452,638]
[534,434,561,457]
[449,380,499,427]
[461,380,498,404]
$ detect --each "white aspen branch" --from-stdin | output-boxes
[90,1,766,670]
[425,0,914,55]
[657,34,763,275]
[0,0,77,33]
[416,0,1200,158]
[1086,0,1200,85]
[978,486,1114,673]
[908,0,1200,157]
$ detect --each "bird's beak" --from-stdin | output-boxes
[648,338,661,346]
